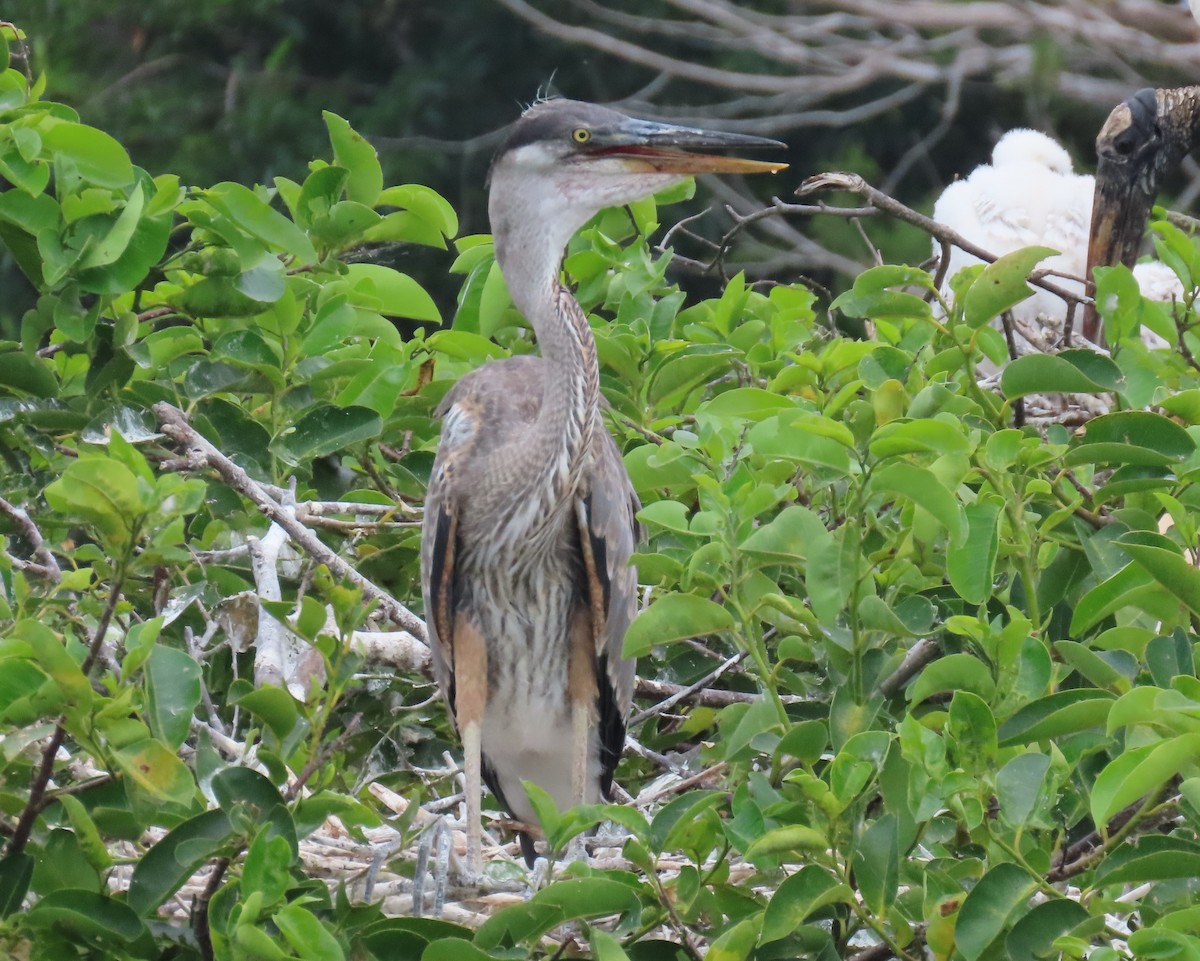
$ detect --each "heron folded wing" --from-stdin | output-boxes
[420,491,459,715]
[576,431,641,794]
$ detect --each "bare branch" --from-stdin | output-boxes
[152,402,429,645]
[797,172,1091,309]
[0,495,61,583]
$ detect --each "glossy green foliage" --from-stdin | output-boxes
[5,21,1200,961]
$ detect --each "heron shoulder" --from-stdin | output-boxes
[433,356,548,459]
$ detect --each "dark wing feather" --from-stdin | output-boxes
[420,467,458,718]
[578,428,641,796]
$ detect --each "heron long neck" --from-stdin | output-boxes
[491,200,599,526]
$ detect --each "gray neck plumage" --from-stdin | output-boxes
[486,174,599,533]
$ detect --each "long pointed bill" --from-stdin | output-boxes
[593,118,788,175]
[1081,92,1162,343]
[1082,158,1158,342]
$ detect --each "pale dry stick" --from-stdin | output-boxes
[637,761,729,806]
[190,544,250,564]
[153,402,428,645]
[0,495,62,583]
[624,734,680,773]
[257,481,420,517]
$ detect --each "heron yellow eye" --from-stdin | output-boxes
[571,128,591,144]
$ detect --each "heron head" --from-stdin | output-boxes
[488,99,786,248]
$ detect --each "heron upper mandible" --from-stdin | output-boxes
[1085,85,1200,342]
[420,98,785,873]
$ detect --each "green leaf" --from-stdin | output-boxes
[202,182,318,262]
[376,183,459,238]
[870,462,966,546]
[739,505,829,562]
[276,904,345,961]
[343,263,440,322]
[947,497,1002,604]
[40,120,135,188]
[1127,927,1200,961]
[0,853,33,919]
[0,350,57,397]
[233,686,301,741]
[698,387,795,420]
[145,645,202,750]
[1053,640,1129,690]
[1094,835,1200,886]
[421,939,494,961]
[475,878,640,950]
[705,917,759,961]
[995,753,1053,828]
[57,794,112,872]
[1065,410,1196,467]
[908,654,995,706]
[323,111,382,206]
[271,404,382,466]
[831,265,933,321]
[1006,899,1090,961]
[760,865,853,943]
[1000,349,1124,399]
[111,738,196,805]
[744,825,828,861]
[24,890,150,951]
[997,689,1114,747]
[649,791,725,852]
[955,862,1038,961]
[1070,563,1160,636]
[590,930,631,961]
[622,592,734,658]
[868,418,970,459]
[854,814,899,915]
[127,810,232,915]
[962,246,1056,328]
[43,456,149,548]
[77,183,144,269]
[647,344,741,408]
[1116,531,1200,618]
[1091,733,1200,828]
[636,500,691,534]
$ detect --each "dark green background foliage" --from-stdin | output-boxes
[4,9,1200,961]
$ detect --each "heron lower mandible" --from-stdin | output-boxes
[420,98,785,873]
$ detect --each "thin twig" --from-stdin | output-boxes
[0,495,61,582]
[634,675,809,708]
[6,568,125,857]
[630,652,748,725]
[194,857,230,961]
[873,639,939,699]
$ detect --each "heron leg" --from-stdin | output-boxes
[567,609,597,864]
[566,700,590,863]
[462,719,483,877]
[453,615,489,879]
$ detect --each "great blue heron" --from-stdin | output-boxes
[1084,85,1200,342]
[420,98,785,873]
